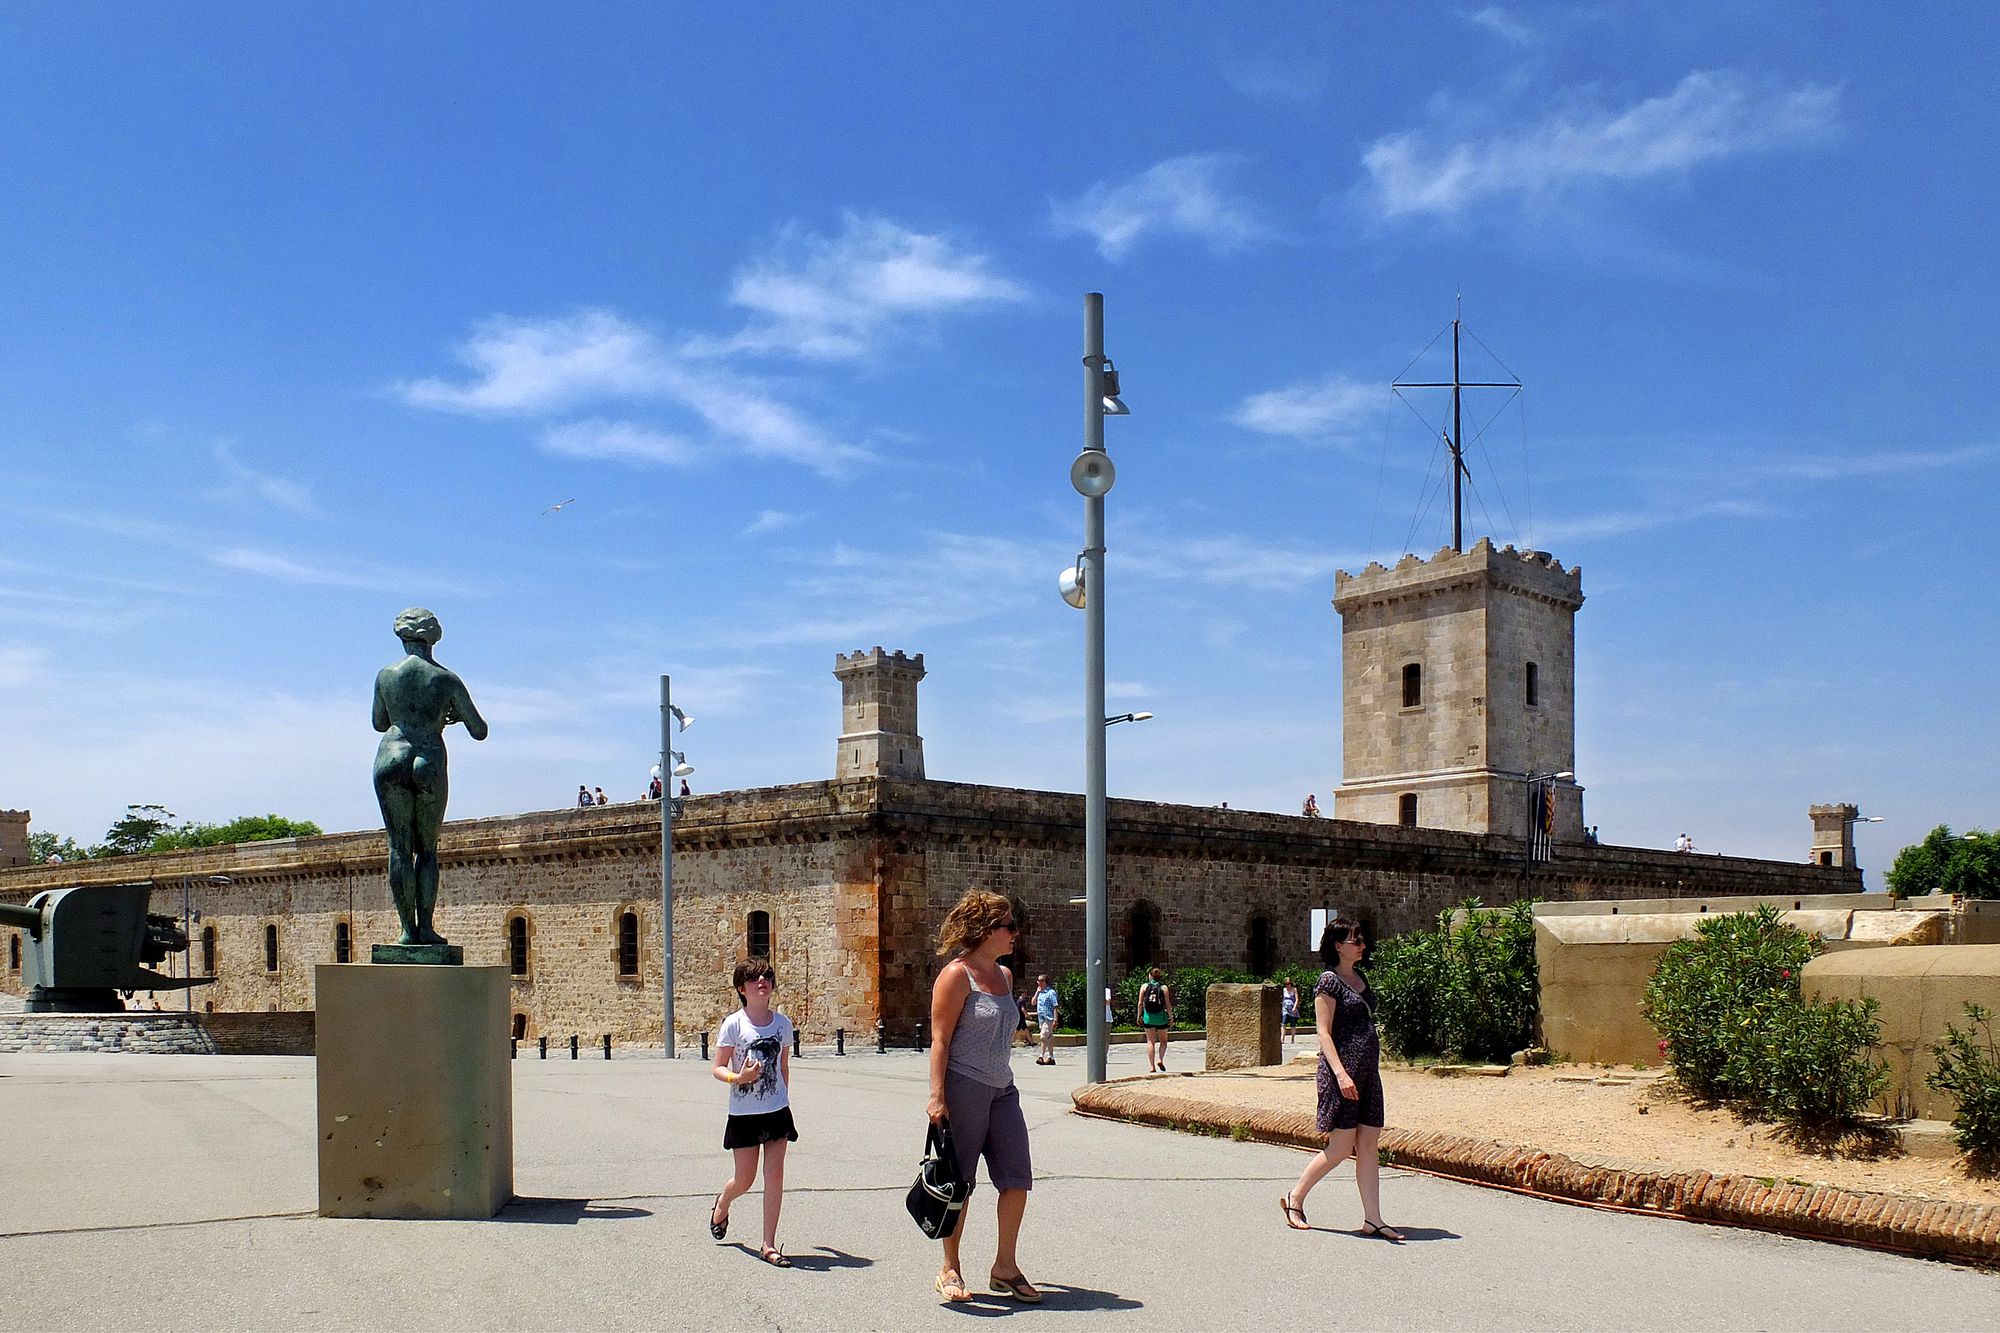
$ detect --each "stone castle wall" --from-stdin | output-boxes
[1,778,1858,1044]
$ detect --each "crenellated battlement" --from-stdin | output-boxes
[1335,537,1583,612]
[834,647,925,676]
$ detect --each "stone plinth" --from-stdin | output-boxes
[316,963,512,1219]
[1804,944,2000,1120]
[1205,983,1279,1070]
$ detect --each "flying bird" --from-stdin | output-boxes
[541,498,578,516]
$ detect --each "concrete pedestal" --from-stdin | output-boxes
[315,963,513,1219]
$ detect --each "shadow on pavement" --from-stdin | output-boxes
[786,1246,874,1272]
[496,1197,655,1225]
[940,1284,1142,1317]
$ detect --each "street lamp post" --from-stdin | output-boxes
[659,677,693,1057]
[1064,292,1128,1085]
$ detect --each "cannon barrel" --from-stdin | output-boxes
[0,902,43,933]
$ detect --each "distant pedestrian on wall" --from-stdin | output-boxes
[926,890,1039,1304]
[649,774,663,800]
[594,786,608,807]
[680,778,693,798]
[1675,832,1694,853]
[1139,967,1173,1072]
[1302,794,1320,817]
[1282,916,1402,1242]
[578,785,593,808]
[709,958,796,1267]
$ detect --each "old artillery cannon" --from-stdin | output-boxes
[0,883,214,1013]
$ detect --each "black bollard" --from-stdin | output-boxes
[915,1021,926,1051]
[700,1030,710,1061]
[510,1037,518,1060]
[836,1028,845,1056]
[876,1019,886,1054]
[602,1034,612,1060]
[538,1035,547,1059]
[793,1027,801,1058]
[569,1034,579,1060]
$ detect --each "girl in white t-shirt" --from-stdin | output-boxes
[708,958,796,1266]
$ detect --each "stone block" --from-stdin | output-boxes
[316,963,513,1219]
[1803,945,2000,1120]
[1205,983,1279,1070]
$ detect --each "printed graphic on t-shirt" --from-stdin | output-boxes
[734,1033,783,1103]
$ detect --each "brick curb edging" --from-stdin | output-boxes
[1071,1080,2000,1267]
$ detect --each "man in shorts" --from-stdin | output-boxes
[1032,974,1060,1065]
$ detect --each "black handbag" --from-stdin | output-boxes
[905,1121,973,1239]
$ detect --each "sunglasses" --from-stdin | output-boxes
[994,919,1019,932]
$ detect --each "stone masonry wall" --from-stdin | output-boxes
[1,777,1857,1045]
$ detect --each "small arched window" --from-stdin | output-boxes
[512,1013,528,1041]
[201,926,216,976]
[334,920,351,965]
[1247,914,1276,977]
[1525,661,1540,707]
[264,923,280,973]
[1819,851,1833,867]
[508,916,530,976]
[1398,793,1419,827]
[1402,663,1423,708]
[746,911,772,961]
[617,911,640,977]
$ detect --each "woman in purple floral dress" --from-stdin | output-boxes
[1279,917,1403,1240]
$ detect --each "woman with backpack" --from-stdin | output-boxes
[1139,967,1173,1072]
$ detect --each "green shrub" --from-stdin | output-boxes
[1643,904,1887,1130]
[1051,964,1269,1032]
[1929,1003,2000,1170]
[1643,904,1815,1102]
[1368,898,1538,1063]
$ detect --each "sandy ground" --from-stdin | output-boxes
[1155,1053,2000,1207]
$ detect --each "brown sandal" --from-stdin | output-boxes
[934,1269,972,1302]
[1280,1194,1310,1230]
[989,1272,1043,1303]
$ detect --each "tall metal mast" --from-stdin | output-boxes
[1394,304,1519,553]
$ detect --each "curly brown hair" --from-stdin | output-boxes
[936,889,1015,957]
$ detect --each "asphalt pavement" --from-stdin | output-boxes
[1,1040,1996,1331]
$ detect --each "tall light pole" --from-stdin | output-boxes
[659,677,693,1057]
[1063,292,1126,1084]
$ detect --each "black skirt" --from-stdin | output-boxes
[722,1106,799,1149]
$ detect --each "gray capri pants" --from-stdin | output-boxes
[944,1071,1034,1191]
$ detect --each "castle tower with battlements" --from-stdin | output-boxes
[1332,539,1585,842]
[0,810,27,868]
[834,648,926,781]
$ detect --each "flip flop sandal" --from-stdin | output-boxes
[989,1272,1043,1303]
[708,1194,728,1241]
[1359,1219,1405,1242]
[934,1270,972,1303]
[760,1246,792,1268]
[1280,1195,1310,1230]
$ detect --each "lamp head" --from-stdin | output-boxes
[1070,450,1115,498]
[1058,561,1087,610]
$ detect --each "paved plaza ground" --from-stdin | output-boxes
[3,1041,1997,1331]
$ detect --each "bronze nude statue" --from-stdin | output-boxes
[372,608,487,956]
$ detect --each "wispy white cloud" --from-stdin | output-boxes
[1221,57,1326,103]
[1124,529,1368,591]
[396,309,675,415]
[1747,444,1995,482]
[1459,5,1536,47]
[1362,70,1840,220]
[400,310,873,477]
[541,419,699,468]
[1527,498,1770,545]
[706,213,1025,361]
[211,442,313,513]
[744,509,804,536]
[1051,154,1269,261]
[1233,373,1379,442]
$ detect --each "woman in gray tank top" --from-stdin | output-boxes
[926,889,1040,1305]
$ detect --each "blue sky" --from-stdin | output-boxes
[4,4,1996,881]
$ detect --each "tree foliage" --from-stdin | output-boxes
[27,831,89,864]
[96,804,179,858]
[1885,825,2000,899]
[150,814,323,851]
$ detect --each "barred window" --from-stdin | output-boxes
[746,911,772,961]
[334,920,351,964]
[508,915,530,976]
[1526,661,1540,707]
[201,927,216,976]
[1402,663,1423,708]
[264,924,280,973]
[617,911,639,977]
